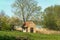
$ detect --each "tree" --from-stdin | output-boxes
[43,5,60,30]
[12,0,41,23]
[53,5,60,30]
[9,16,22,26]
[0,10,11,31]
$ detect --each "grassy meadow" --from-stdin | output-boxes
[0,31,60,40]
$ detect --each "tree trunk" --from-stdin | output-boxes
[21,7,26,23]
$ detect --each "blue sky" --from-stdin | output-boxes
[0,0,60,17]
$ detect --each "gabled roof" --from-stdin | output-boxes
[24,21,36,28]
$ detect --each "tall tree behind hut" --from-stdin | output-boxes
[12,0,41,24]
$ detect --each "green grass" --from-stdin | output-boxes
[0,31,60,40]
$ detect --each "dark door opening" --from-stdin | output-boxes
[30,28,33,33]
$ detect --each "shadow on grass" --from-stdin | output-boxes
[0,35,30,40]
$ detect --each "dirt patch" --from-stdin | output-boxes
[36,28,60,34]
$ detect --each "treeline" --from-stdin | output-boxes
[0,11,23,31]
[43,5,60,30]
[0,5,60,31]
[32,5,60,31]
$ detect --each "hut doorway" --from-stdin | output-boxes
[30,28,33,33]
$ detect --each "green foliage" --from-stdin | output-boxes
[9,16,22,26]
[0,11,11,31]
[0,10,23,31]
[43,5,60,30]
